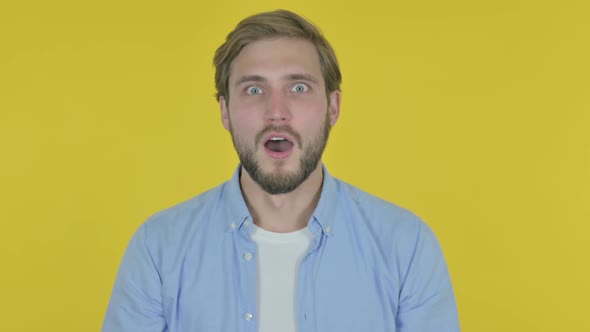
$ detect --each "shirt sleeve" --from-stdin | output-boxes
[395,220,461,331]
[102,223,167,332]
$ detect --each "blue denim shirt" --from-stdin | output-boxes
[103,166,460,331]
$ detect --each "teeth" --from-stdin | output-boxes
[270,137,286,141]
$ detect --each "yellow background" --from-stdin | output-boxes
[1,0,588,331]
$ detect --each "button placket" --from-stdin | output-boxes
[296,222,323,332]
[235,219,258,331]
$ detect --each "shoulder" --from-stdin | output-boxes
[333,177,445,271]
[333,177,431,238]
[336,176,439,255]
[140,181,227,242]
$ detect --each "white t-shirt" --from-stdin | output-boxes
[250,224,314,332]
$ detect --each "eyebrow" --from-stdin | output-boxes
[286,73,319,83]
[235,75,266,87]
[234,73,319,87]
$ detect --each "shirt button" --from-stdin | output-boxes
[325,226,332,234]
[244,220,251,227]
[229,223,237,230]
[243,252,253,261]
[244,312,253,321]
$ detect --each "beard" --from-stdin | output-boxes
[230,112,331,195]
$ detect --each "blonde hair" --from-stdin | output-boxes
[213,9,342,100]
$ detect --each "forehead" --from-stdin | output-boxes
[229,37,323,84]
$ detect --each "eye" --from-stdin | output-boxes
[246,86,263,95]
[291,83,309,93]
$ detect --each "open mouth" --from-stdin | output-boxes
[264,136,294,159]
[265,137,293,152]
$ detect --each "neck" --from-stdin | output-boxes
[239,163,324,233]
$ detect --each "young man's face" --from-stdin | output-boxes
[220,37,340,195]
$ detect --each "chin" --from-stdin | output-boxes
[262,161,298,173]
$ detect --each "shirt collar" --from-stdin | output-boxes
[222,164,339,237]
[310,164,339,237]
[223,166,251,232]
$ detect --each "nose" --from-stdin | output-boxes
[265,90,291,124]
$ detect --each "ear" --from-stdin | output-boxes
[327,90,341,126]
[219,95,230,131]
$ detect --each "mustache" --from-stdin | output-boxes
[255,125,302,148]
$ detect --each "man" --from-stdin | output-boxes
[103,9,460,332]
